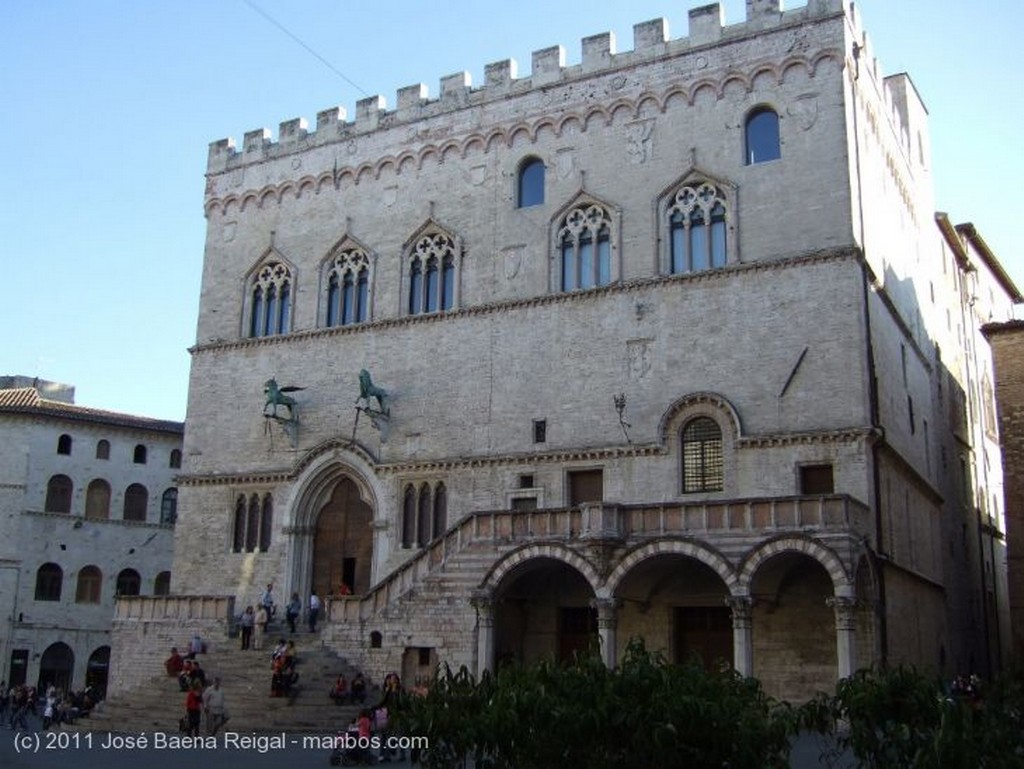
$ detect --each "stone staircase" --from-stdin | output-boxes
[75,625,373,734]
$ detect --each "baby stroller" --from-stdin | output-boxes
[328,730,375,766]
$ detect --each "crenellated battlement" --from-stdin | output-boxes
[207,0,846,174]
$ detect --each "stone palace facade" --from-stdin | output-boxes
[109,1,1018,702]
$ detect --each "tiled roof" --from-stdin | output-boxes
[0,387,184,434]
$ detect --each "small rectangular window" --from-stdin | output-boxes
[418,647,432,666]
[519,474,534,489]
[800,464,834,495]
[533,420,546,443]
[568,469,603,506]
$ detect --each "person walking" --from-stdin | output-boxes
[254,605,268,651]
[308,590,321,632]
[239,606,255,650]
[285,592,301,634]
[203,677,228,735]
[184,680,203,737]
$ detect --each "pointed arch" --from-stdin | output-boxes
[242,247,297,338]
[656,166,738,275]
[320,233,375,327]
[403,219,461,315]
[550,190,622,292]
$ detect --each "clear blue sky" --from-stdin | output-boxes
[3,1,1019,421]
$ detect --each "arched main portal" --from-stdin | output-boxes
[493,557,597,665]
[311,477,373,595]
[38,642,74,693]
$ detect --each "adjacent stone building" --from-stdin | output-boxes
[112,1,1018,702]
[984,316,1024,663]
[0,377,182,694]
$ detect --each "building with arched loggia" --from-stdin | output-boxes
[109,1,1018,702]
[0,377,182,695]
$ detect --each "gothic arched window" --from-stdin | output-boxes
[668,182,728,274]
[407,227,458,315]
[559,203,612,291]
[248,261,293,337]
[323,243,370,327]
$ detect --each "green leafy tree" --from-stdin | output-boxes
[397,638,796,769]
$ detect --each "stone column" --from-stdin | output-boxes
[827,595,858,680]
[471,591,495,677]
[593,597,619,668]
[726,595,755,677]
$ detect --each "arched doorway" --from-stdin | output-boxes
[493,557,597,665]
[749,552,836,702]
[312,477,372,596]
[615,554,732,669]
[38,642,74,693]
[86,646,110,698]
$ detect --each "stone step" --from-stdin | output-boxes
[75,643,373,735]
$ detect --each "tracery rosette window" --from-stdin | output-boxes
[249,261,293,337]
[559,203,612,291]
[667,182,728,274]
[408,230,456,314]
[325,246,370,326]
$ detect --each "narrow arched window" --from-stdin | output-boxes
[232,496,246,553]
[745,107,781,164]
[154,571,171,596]
[160,488,178,525]
[169,449,182,469]
[408,260,423,314]
[45,475,73,513]
[517,157,545,208]
[417,485,432,547]
[245,494,260,552]
[250,286,264,337]
[681,417,724,493]
[342,272,355,324]
[76,566,102,604]
[356,269,369,321]
[35,563,63,601]
[85,479,111,520]
[123,483,149,522]
[441,255,455,311]
[115,568,141,597]
[402,485,416,549]
[133,444,147,464]
[264,284,278,336]
[57,434,72,455]
[259,494,273,553]
[278,281,291,334]
[425,257,439,312]
[326,273,341,326]
[433,483,447,540]
[96,439,110,460]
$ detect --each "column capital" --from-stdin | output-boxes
[826,595,859,631]
[471,590,495,623]
[725,595,755,627]
[591,597,620,630]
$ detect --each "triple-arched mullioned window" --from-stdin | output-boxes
[247,260,293,338]
[232,493,273,553]
[401,481,448,549]
[323,240,372,326]
[406,225,459,315]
